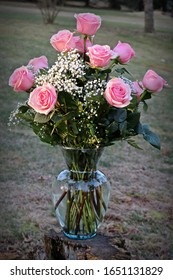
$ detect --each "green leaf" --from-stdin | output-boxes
[77,101,83,113]
[115,67,132,76]
[128,95,138,110]
[34,113,50,123]
[127,139,142,149]
[58,91,77,110]
[54,120,68,140]
[107,121,119,134]
[16,111,34,122]
[142,101,148,112]
[127,112,140,129]
[87,124,95,136]
[37,68,48,75]
[18,105,30,113]
[135,122,143,134]
[99,68,111,74]
[142,124,160,149]
[98,118,110,127]
[140,90,152,102]
[70,122,78,135]
[114,108,127,123]
[51,114,63,123]
[63,112,76,121]
[119,121,127,135]
[31,123,60,145]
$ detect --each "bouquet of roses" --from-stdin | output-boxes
[8,13,169,239]
[9,12,167,150]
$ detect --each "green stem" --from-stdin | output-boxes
[83,35,87,62]
[137,89,147,104]
[75,191,87,235]
[85,193,96,231]
[65,190,72,233]
[55,190,67,209]
[96,188,107,212]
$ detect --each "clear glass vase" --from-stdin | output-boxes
[52,147,111,240]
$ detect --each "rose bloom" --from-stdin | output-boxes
[74,13,101,36]
[142,69,167,93]
[87,44,113,68]
[132,80,144,98]
[28,83,57,115]
[27,56,48,73]
[9,66,34,92]
[104,78,132,108]
[75,38,92,53]
[113,41,135,64]
[50,30,79,52]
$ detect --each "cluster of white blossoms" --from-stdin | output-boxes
[83,79,106,118]
[84,78,106,98]
[35,50,87,95]
[35,49,107,121]
[8,102,27,127]
[8,107,21,127]
[120,76,134,91]
[35,50,107,102]
[73,77,106,146]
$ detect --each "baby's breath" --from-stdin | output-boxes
[35,50,87,95]
[8,102,25,127]
[120,76,134,91]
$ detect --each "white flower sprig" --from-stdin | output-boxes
[35,50,87,96]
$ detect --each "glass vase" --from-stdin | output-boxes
[52,147,111,240]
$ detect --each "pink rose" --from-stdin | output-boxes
[9,66,34,92]
[27,56,48,73]
[104,78,132,108]
[87,44,113,68]
[28,83,57,115]
[75,38,92,53]
[50,30,79,52]
[132,80,144,98]
[74,13,101,36]
[113,41,135,64]
[142,70,167,92]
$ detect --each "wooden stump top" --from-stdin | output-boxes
[44,229,131,260]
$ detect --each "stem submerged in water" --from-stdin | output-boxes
[53,147,110,239]
[55,187,106,237]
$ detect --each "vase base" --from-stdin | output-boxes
[63,231,96,240]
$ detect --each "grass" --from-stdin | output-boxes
[0,1,173,259]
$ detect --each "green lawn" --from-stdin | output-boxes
[0,1,173,259]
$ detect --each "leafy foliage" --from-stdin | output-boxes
[9,13,164,150]
[10,49,162,150]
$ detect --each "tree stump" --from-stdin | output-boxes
[44,229,131,260]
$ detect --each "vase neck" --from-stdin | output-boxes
[61,147,104,172]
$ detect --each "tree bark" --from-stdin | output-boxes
[44,229,131,260]
[85,0,90,7]
[109,0,121,10]
[161,0,168,13]
[143,0,155,32]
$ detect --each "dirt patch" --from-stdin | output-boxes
[0,137,173,259]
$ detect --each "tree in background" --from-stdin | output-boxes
[37,0,64,24]
[109,0,121,9]
[143,0,154,32]
[85,0,90,6]
[161,0,168,12]
[118,0,166,11]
